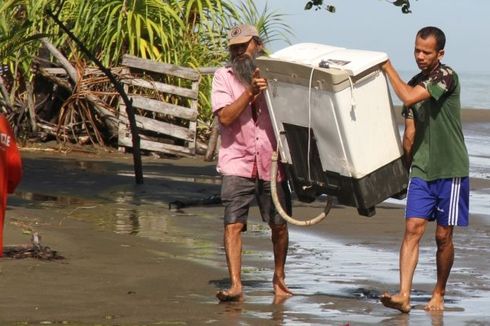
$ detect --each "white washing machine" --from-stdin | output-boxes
[257,43,408,216]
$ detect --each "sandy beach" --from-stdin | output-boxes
[1,108,489,325]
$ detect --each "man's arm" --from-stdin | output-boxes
[217,68,267,127]
[382,60,430,107]
[402,117,415,170]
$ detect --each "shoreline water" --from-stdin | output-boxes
[396,70,490,110]
[1,107,488,324]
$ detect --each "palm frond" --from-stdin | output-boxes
[232,0,294,46]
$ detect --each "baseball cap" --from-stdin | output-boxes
[228,24,259,46]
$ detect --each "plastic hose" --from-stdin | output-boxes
[270,151,332,226]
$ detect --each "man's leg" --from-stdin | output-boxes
[425,177,469,310]
[270,223,292,297]
[217,222,246,301]
[425,225,454,311]
[258,180,292,297]
[217,176,255,301]
[381,217,427,313]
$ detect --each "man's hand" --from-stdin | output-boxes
[381,59,430,107]
[381,59,392,73]
[249,68,268,97]
[217,68,268,127]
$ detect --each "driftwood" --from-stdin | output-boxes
[38,67,73,91]
[35,67,103,142]
[41,38,119,139]
[168,194,221,210]
[3,232,64,260]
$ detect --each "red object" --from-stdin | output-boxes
[0,114,22,256]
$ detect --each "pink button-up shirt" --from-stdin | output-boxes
[211,67,283,181]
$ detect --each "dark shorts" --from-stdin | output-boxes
[405,177,470,226]
[220,175,292,230]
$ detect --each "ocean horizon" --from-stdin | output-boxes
[395,70,490,109]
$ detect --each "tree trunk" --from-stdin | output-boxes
[204,116,220,161]
[0,76,13,113]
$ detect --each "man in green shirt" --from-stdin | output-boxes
[380,26,469,313]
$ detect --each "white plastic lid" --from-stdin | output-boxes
[270,43,388,76]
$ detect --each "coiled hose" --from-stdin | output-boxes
[270,151,332,226]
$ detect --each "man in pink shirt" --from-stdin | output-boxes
[211,24,292,302]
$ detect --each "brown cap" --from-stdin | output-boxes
[227,24,259,46]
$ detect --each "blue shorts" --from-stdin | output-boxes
[405,177,469,226]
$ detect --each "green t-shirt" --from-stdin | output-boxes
[403,63,469,181]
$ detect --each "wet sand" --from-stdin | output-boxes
[1,108,489,325]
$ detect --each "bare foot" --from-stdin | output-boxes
[273,275,293,297]
[424,293,444,311]
[380,292,411,313]
[216,288,243,302]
